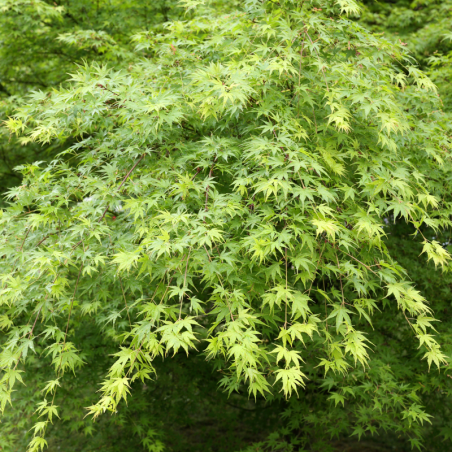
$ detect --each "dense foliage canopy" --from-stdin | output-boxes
[0,0,183,198]
[1,1,452,451]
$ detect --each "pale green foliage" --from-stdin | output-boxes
[1,0,452,450]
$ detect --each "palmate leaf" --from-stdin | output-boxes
[1,368,25,388]
[243,367,272,398]
[41,379,60,396]
[328,392,345,407]
[36,401,59,423]
[311,218,340,240]
[422,345,448,370]
[29,421,48,437]
[274,367,307,397]
[421,240,451,268]
[327,304,354,332]
[271,345,303,368]
[335,0,361,15]
[27,436,48,452]
[111,250,142,273]
[0,384,13,413]
[290,292,312,321]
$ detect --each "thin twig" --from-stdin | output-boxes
[36,231,58,248]
[305,242,326,296]
[203,245,234,321]
[191,167,202,181]
[204,156,217,212]
[297,38,305,117]
[99,153,146,221]
[336,248,379,276]
[119,275,132,327]
[58,263,84,373]
[19,228,31,252]
[334,247,345,306]
[179,248,191,320]
[284,247,288,329]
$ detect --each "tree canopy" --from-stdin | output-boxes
[0,0,184,198]
[1,1,452,451]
